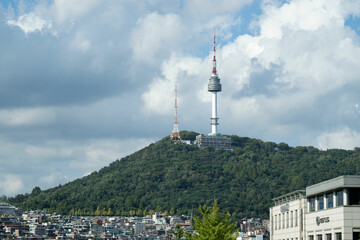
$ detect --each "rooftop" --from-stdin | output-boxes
[272,190,306,206]
[306,175,360,197]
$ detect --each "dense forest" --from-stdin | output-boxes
[7,131,360,219]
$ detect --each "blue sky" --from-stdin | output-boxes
[1,0,360,196]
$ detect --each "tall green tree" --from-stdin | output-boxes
[188,201,237,240]
[171,225,185,240]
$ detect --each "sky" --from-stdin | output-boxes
[1,0,360,196]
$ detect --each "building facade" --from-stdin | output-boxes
[196,134,232,150]
[270,175,360,240]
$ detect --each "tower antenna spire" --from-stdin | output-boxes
[212,29,217,75]
[171,82,182,142]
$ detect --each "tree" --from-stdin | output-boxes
[95,206,101,216]
[107,208,113,216]
[170,207,175,216]
[0,195,7,202]
[69,208,75,216]
[31,186,41,196]
[171,225,185,240]
[188,201,237,240]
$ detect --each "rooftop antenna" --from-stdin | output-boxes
[171,82,182,141]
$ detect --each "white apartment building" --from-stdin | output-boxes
[270,175,360,240]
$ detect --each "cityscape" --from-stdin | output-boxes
[1,0,360,240]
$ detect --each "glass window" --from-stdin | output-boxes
[349,188,360,205]
[318,195,324,210]
[317,234,322,240]
[336,191,343,206]
[309,235,314,240]
[283,213,285,229]
[274,215,277,230]
[326,233,331,240]
[287,212,289,228]
[327,193,333,208]
[309,197,315,212]
[295,210,298,226]
[278,214,281,229]
[335,232,341,240]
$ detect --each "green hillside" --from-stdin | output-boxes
[8,131,360,218]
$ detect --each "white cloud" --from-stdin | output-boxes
[316,127,360,150]
[185,0,252,19]
[39,172,69,188]
[68,138,154,173]
[130,12,186,63]
[71,32,92,52]
[141,53,207,115]
[51,0,101,25]
[0,174,25,196]
[7,12,52,33]
[0,108,56,126]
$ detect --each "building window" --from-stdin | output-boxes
[325,234,331,240]
[327,193,333,208]
[318,195,324,210]
[295,210,298,226]
[309,235,314,240]
[279,214,282,229]
[335,232,341,240]
[336,190,343,206]
[283,213,285,229]
[349,188,360,205]
[317,234,322,240]
[287,212,289,228]
[274,215,277,230]
[290,211,293,227]
[309,197,315,212]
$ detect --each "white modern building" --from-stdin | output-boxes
[270,175,360,240]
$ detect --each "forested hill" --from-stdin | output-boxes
[8,131,360,218]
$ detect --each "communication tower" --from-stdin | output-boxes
[208,31,222,135]
[171,83,182,141]
[196,31,232,150]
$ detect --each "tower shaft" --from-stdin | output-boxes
[211,92,219,134]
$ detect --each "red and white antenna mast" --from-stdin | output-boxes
[171,82,182,141]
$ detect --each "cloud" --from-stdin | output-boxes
[316,127,360,150]
[71,32,92,52]
[51,0,101,25]
[0,108,56,126]
[7,12,52,33]
[185,0,252,19]
[39,172,69,188]
[0,137,153,196]
[69,138,153,173]
[130,12,186,63]
[0,174,25,196]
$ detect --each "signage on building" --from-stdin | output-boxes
[316,217,330,226]
[280,204,289,213]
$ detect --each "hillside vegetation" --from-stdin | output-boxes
[8,131,360,218]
